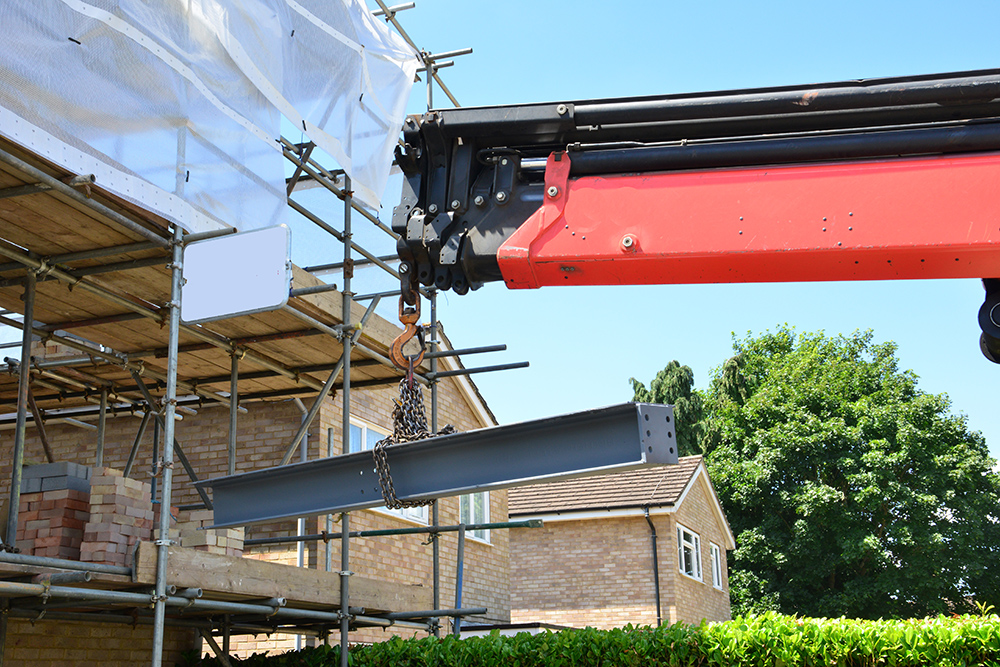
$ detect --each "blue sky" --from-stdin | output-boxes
[7,2,993,461]
[341,0,1000,460]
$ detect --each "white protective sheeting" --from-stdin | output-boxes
[0,1,417,233]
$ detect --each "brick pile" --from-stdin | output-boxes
[80,468,154,566]
[156,509,244,557]
[15,463,92,559]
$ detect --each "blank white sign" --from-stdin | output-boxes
[181,225,291,324]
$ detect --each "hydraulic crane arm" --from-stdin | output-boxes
[391,69,1000,361]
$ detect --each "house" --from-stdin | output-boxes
[0,118,510,663]
[0,328,508,663]
[508,456,735,629]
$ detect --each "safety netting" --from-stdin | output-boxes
[0,0,418,233]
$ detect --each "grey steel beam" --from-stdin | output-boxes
[228,354,238,476]
[426,361,529,380]
[151,224,183,667]
[0,174,94,201]
[26,388,54,464]
[277,294,383,466]
[242,519,542,547]
[0,241,161,274]
[5,270,34,550]
[199,631,234,667]
[372,2,414,18]
[129,370,213,510]
[430,291,440,636]
[285,142,316,197]
[339,174,353,667]
[304,254,397,275]
[124,410,152,478]
[96,388,108,467]
[0,255,168,288]
[0,314,235,411]
[200,403,678,527]
[0,239,321,395]
[424,344,506,359]
[279,137,397,240]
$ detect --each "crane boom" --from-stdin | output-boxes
[391,69,1000,362]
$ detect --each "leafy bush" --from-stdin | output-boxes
[184,613,1000,667]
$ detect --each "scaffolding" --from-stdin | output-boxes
[0,4,525,665]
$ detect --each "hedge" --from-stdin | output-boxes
[182,612,1000,667]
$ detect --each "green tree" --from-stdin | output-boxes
[701,327,1000,619]
[631,360,705,456]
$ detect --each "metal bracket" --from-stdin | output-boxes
[492,154,519,205]
[39,580,51,605]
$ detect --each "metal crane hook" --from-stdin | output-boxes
[389,295,425,372]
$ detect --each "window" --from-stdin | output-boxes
[710,543,723,589]
[677,524,702,580]
[346,419,427,524]
[347,422,383,454]
[459,492,490,542]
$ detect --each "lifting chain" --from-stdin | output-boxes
[373,377,455,509]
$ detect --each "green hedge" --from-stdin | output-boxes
[183,612,1000,667]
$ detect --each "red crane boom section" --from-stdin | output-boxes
[497,152,1000,289]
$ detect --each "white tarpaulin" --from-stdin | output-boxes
[0,0,418,233]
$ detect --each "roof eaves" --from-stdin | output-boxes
[511,500,677,517]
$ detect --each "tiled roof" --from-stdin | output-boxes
[508,456,703,515]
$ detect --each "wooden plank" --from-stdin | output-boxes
[132,541,431,613]
[0,202,82,256]
[0,182,141,251]
[0,561,133,586]
[0,136,171,241]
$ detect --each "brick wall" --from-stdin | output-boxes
[510,475,732,629]
[15,461,92,559]
[669,475,732,624]
[81,468,153,566]
[510,515,660,629]
[235,380,509,653]
[3,619,196,667]
[0,359,505,661]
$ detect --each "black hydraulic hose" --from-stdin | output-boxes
[572,70,1000,126]
[568,120,1000,177]
[432,71,1000,145]
[644,507,662,627]
[554,101,1000,147]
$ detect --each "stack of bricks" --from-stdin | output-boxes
[156,509,244,557]
[15,463,92,559]
[81,468,154,566]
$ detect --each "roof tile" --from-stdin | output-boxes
[508,456,702,515]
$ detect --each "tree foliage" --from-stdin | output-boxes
[631,361,705,456]
[699,327,1000,619]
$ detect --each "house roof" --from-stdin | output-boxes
[508,456,703,515]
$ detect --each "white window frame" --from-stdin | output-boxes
[345,418,428,524]
[459,491,490,543]
[710,542,723,589]
[677,523,702,581]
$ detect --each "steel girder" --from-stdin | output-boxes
[198,403,677,527]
